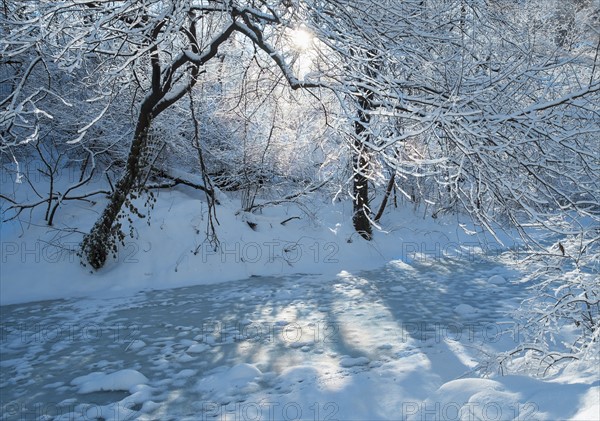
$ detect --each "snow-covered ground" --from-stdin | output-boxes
[1,186,506,306]
[1,186,599,420]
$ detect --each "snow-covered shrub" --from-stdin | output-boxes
[499,225,599,376]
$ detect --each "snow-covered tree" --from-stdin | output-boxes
[303,0,600,369]
[2,0,598,288]
[2,0,327,268]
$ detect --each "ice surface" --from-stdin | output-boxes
[1,258,596,420]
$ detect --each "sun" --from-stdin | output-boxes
[290,27,313,51]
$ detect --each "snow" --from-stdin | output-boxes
[71,369,149,394]
[126,339,146,351]
[194,363,263,404]
[1,188,598,420]
[187,343,210,353]
[454,303,479,316]
[0,186,502,306]
[489,274,507,285]
[339,356,371,368]
[175,369,197,379]
[570,387,600,421]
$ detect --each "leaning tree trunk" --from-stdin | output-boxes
[374,172,396,223]
[81,107,153,269]
[80,15,218,269]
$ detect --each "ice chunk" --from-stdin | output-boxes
[340,356,370,368]
[488,275,507,285]
[454,304,478,316]
[71,369,149,394]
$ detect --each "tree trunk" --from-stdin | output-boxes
[353,93,373,240]
[352,49,379,241]
[82,107,152,269]
[352,152,372,240]
[374,172,396,223]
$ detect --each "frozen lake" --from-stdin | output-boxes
[1,257,532,420]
